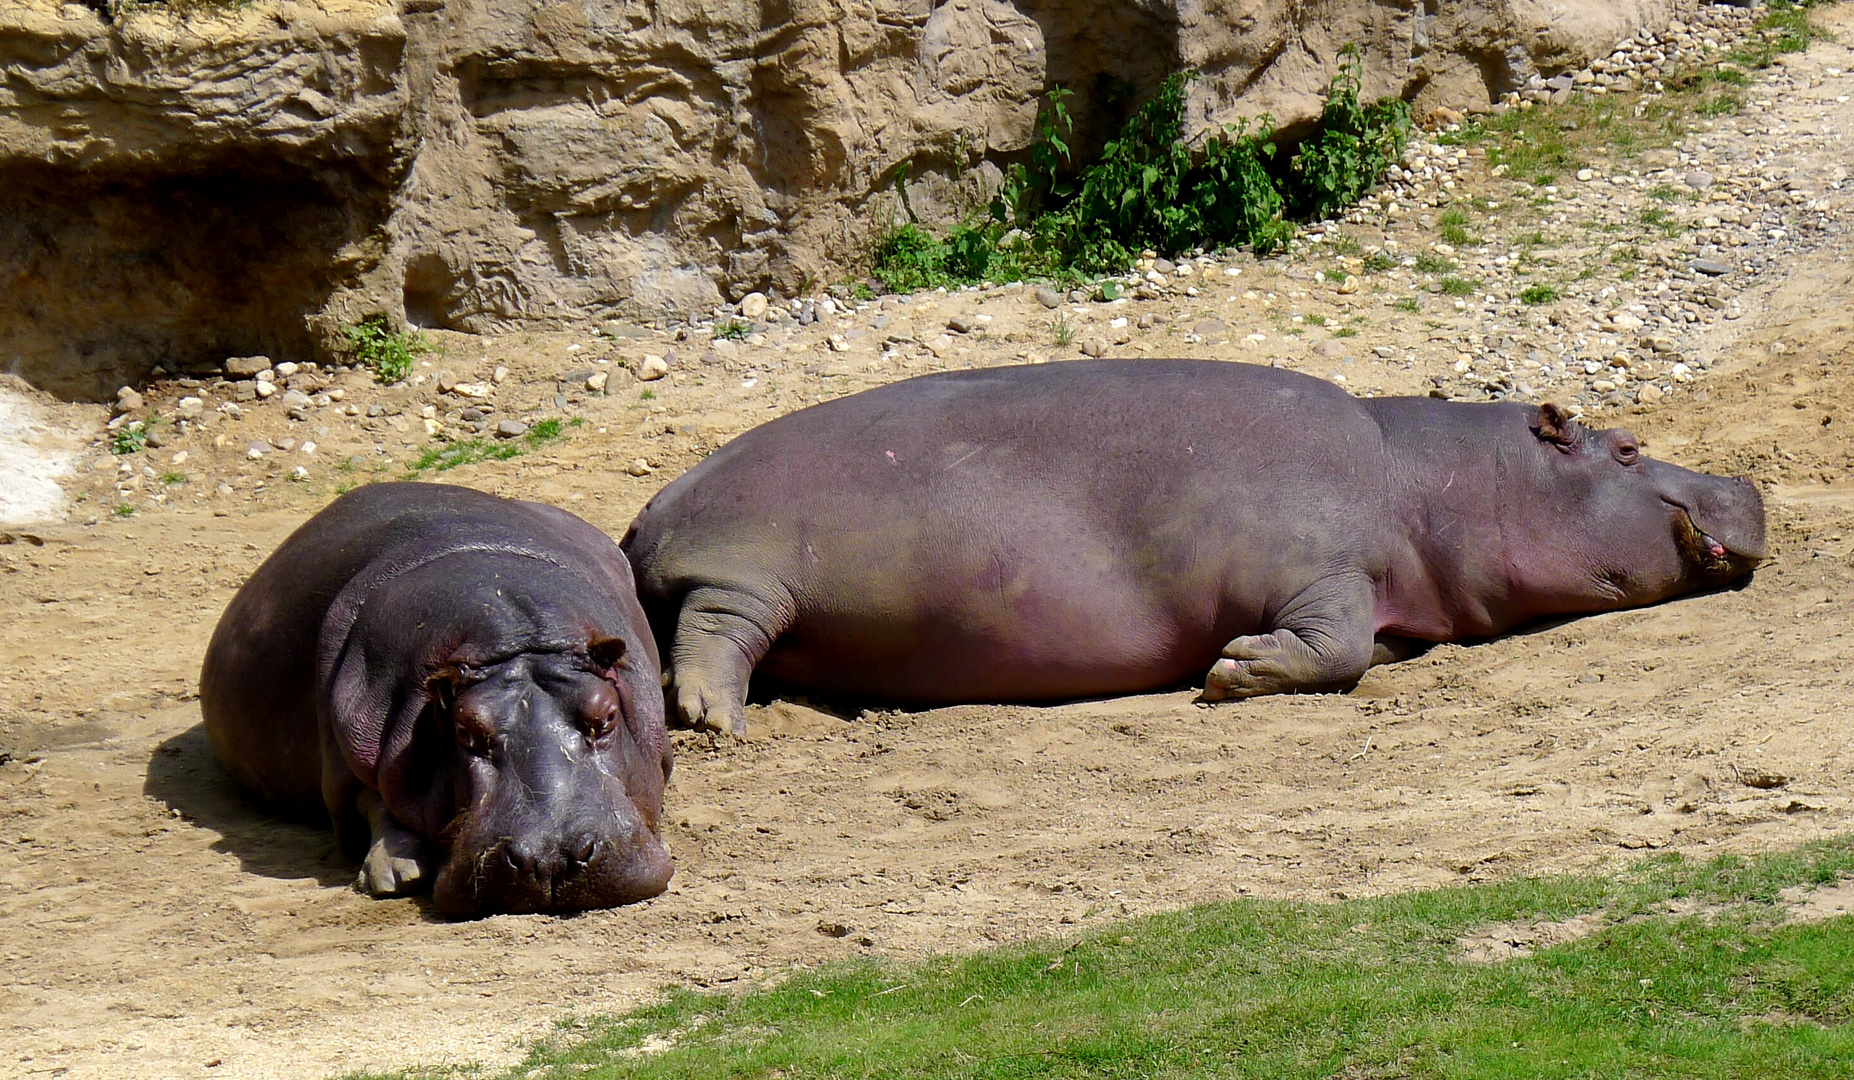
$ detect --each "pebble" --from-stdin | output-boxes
[114,387,142,414]
[255,382,277,399]
[246,443,267,459]
[288,466,309,481]
[496,420,529,438]
[225,356,270,378]
[947,315,976,334]
[638,355,670,380]
[740,292,769,319]
[925,334,954,358]
[1079,337,1108,357]
[1034,286,1063,309]
[274,362,300,378]
[1690,258,1733,276]
[587,371,609,393]
[175,397,204,419]
[1313,340,1349,359]
[626,458,654,477]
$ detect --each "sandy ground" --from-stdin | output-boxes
[5,10,1854,1080]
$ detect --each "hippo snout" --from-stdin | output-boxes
[434,818,672,918]
[1689,476,1768,564]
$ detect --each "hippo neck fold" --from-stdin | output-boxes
[1368,400,1540,641]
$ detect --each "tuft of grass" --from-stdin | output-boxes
[1438,275,1478,297]
[639,388,657,401]
[344,315,433,384]
[1438,208,1479,246]
[1304,313,1328,327]
[1392,297,1421,313]
[1639,207,1684,238]
[1413,252,1456,275]
[348,839,1854,1080]
[1050,312,1077,347]
[713,319,751,341]
[407,417,578,474]
[1331,327,1358,338]
[1361,252,1396,273]
[1519,284,1559,305]
[112,503,135,518]
[158,472,187,485]
[1324,230,1363,257]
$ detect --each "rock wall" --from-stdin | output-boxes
[1,0,1673,399]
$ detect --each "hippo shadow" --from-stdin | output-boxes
[143,724,358,891]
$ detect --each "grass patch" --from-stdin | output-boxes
[1439,275,1478,297]
[1519,284,1559,305]
[109,422,147,456]
[1331,327,1359,338]
[112,503,135,518]
[1392,297,1421,313]
[1361,252,1396,273]
[1413,252,1456,275]
[1640,207,1684,239]
[1305,313,1328,327]
[1050,312,1077,347]
[1438,208,1479,247]
[407,417,580,474]
[713,320,751,341]
[352,840,1854,1080]
[158,472,187,485]
[344,315,434,384]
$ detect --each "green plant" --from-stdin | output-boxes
[639,388,657,401]
[344,315,433,384]
[112,503,135,518]
[1392,297,1421,313]
[1439,276,1477,297]
[1325,231,1363,256]
[1438,208,1479,246]
[1639,206,1683,238]
[1648,185,1681,203]
[713,319,751,341]
[1519,284,1559,305]
[1051,312,1077,347]
[158,472,187,485]
[1361,252,1396,273]
[407,416,576,474]
[109,422,147,455]
[1331,327,1358,338]
[1697,93,1745,117]
[1413,252,1456,275]
[1287,45,1412,220]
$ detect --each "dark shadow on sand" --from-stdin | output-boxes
[143,723,357,891]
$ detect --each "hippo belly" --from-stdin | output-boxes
[200,481,674,918]
[622,359,1765,735]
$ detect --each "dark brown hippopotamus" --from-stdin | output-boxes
[621,359,1765,734]
[200,482,672,918]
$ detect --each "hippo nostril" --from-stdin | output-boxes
[569,834,599,867]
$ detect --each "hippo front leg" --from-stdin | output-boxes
[355,788,431,897]
[1201,575,1377,700]
[669,585,791,736]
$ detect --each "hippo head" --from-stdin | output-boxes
[1510,403,1766,611]
[418,642,673,918]
[326,558,673,918]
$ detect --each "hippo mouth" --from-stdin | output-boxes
[1672,506,1763,580]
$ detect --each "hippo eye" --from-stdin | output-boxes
[1615,442,1640,465]
[581,681,622,742]
[586,704,620,741]
[452,705,494,758]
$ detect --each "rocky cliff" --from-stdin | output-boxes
[1,0,1673,399]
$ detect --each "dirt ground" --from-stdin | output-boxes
[5,11,1854,1080]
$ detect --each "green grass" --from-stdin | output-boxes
[714,319,752,341]
[1050,312,1077,347]
[1392,297,1421,313]
[112,503,135,518]
[407,417,580,474]
[1361,252,1396,273]
[348,840,1854,1080]
[1413,252,1456,275]
[1519,284,1559,305]
[1640,207,1684,239]
[1331,327,1358,338]
[1438,208,1479,247]
[158,472,187,486]
[1439,276,1478,297]
[109,422,147,456]
[1305,313,1328,327]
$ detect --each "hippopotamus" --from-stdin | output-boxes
[200,482,672,917]
[621,359,1765,733]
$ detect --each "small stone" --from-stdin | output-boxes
[1576,168,1596,182]
[1372,345,1398,359]
[638,355,669,381]
[233,383,258,403]
[1636,383,1665,405]
[626,458,654,477]
[289,466,309,481]
[947,315,976,334]
[1192,319,1228,341]
[175,396,204,419]
[1690,258,1733,276]
[114,387,143,414]
[255,381,277,399]
[827,334,850,353]
[452,382,492,398]
[495,420,529,438]
[144,428,167,449]
[1684,170,1714,190]
[1079,336,1109,357]
[216,482,235,496]
[1639,335,1678,354]
[274,361,300,378]
[246,442,268,459]
[1034,286,1063,309]
[925,333,953,358]
[1335,276,1359,295]
[739,292,769,319]
[492,365,508,383]
[282,389,312,409]
[1313,339,1349,359]
[587,371,609,393]
[436,371,458,393]
[225,356,270,378]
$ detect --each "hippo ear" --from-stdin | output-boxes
[589,635,627,673]
[1532,403,1578,448]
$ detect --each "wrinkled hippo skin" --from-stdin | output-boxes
[622,360,1765,734]
[201,482,672,917]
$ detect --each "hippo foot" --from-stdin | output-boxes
[358,834,431,897]
[1199,626,1372,701]
[355,790,432,897]
[674,682,748,738]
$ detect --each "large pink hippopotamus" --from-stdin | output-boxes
[201,482,673,918]
[621,359,1766,734]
